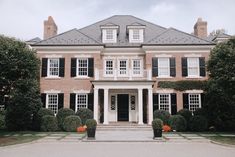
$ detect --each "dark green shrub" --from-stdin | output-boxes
[0,114,5,130]
[63,115,82,132]
[193,108,207,116]
[56,108,75,130]
[76,108,93,125]
[189,115,208,132]
[33,108,54,130]
[177,109,192,130]
[86,119,97,129]
[40,115,58,132]
[152,118,163,130]
[153,110,170,125]
[169,115,187,132]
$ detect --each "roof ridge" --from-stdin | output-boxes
[75,29,101,44]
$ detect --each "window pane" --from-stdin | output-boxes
[133,60,141,75]
[188,58,199,76]
[133,29,140,40]
[47,94,58,114]
[119,60,127,75]
[189,94,200,112]
[159,94,170,112]
[77,94,87,110]
[158,58,169,76]
[77,59,88,76]
[106,29,113,40]
[49,59,59,76]
[105,60,113,75]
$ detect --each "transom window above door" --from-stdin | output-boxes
[48,58,59,77]
[77,59,88,76]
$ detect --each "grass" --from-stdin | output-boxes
[0,136,41,147]
[209,136,235,145]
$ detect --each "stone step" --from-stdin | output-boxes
[97,124,152,131]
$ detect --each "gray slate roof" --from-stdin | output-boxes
[33,15,213,46]
[207,33,231,41]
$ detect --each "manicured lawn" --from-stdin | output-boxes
[209,136,235,145]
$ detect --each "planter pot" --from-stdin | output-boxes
[87,128,96,138]
[153,129,162,138]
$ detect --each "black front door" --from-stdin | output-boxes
[118,94,129,121]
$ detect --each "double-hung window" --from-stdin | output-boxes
[133,29,140,40]
[118,60,128,76]
[159,94,171,113]
[189,94,201,112]
[77,58,88,76]
[105,60,114,76]
[158,58,170,77]
[47,94,58,114]
[76,94,87,111]
[187,58,199,77]
[48,58,59,77]
[132,59,141,76]
[106,29,114,40]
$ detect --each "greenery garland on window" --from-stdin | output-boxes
[158,81,207,91]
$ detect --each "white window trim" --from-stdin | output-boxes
[131,59,143,77]
[129,29,144,43]
[158,93,171,114]
[76,58,88,77]
[188,93,201,112]
[46,93,58,115]
[102,29,117,43]
[187,57,200,77]
[157,58,170,77]
[75,93,88,112]
[47,58,60,78]
[104,59,115,77]
[118,59,129,77]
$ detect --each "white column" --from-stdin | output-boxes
[148,88,153,125]
[138,88,143,125]
[103,88,109,124]
[94,88,99,123]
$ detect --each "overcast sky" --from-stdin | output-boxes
[0,0,234,40]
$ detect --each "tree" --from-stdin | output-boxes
[0,35,42,130]
[205,38,235,131]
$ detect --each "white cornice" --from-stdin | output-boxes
[32,46,104,51]
[44,89,61,93]
[185,90,203,93]
[37,50,101,54]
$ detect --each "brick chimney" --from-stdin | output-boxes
[194,18,207,38]
[43,16,57,39]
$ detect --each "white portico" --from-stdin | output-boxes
[92,81,154,125]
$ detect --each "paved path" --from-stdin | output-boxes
[0,141,235,157]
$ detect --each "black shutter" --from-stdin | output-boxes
[152,58,158,77]
[41,93,46,108]
[153,93,159,111]
[58,93,64,109]
[199,57,206,77]
[182,57,188,77]
[71,58,77,77]
[201,93,205,107]
[171,93,177,115]
[88,58,94,77]
[88,93,94,112]
[183,93,189,109]
[41,58,48,77]
[59,58,65,77]
[170,58,176,77]
[70,93,76,111]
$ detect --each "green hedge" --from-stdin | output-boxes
[153,110,170,125]
[0,114,5,130]
[63,115,82,132]
[158,81,207,91]
[189,115,208,132]
[33,108,54,130]
[56,108,75,130]
[169,115,187,132]
[40,115,58,132]
[76,108,93,125]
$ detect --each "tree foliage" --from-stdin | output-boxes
[0,35,42,130]
[205,38,235,131]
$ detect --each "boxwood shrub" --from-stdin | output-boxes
[169,115,187,132]
[177,109,192,130]
[56,108,75,130]
[63,115,82,132]
[86,119,97,129]
[40,115,58,132]
[76,108,93,125]
[193,108,207,117]
[33,108,54,130]
[0,114,5,130]
[153,110,170,125]
[189,115,208,132]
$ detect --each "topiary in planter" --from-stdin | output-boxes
[152,118,163,137]
[169,115,187,132]
[189,115,208,132]
[177,109,192,130]
[76,108,93,125]
[86,119,97,138]
[33,108,54,131]
[40,115,58,132]
[63,115,82,132]
[56,108,75,130]
[153,110,170,125]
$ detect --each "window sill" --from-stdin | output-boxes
[44,77,61,80]
[156,76,173,79]
[185,76,203,79]
[74,76,91,80]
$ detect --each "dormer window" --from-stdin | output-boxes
[127,24,145,43]
[100,24,119,43]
